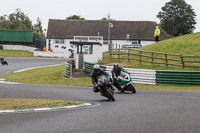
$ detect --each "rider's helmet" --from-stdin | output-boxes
[93,64,100,73]
[113,63,119,70]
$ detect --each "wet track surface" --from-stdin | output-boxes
[1,58,200,133]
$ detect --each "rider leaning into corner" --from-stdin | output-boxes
[111,63,129,89]
[0,56,6,63]
[0,56,4,62]
[91,64,114,92]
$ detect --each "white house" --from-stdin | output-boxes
[43,19,167,62]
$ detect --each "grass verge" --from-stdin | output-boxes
[0,98,81,110]
[0,50,33,57]
[0,65,93,87]
[1,64,200,92]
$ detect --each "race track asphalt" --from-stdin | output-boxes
[1,58,200,133]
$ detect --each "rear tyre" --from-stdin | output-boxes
[106,88,115,101]
[120,89,124,93]
[129,84,136,94]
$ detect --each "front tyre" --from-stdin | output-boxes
[129,84,136,94]
[106,88,115,101]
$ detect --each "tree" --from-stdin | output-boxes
[0,9,32,31]
[33,17,45,38]
[0,15,9,30]
[0,9,45,38]
[157,0,196,37]
[101,17,108,20]
[66,15,85,20]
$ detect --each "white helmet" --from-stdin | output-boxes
[93,64,100,72]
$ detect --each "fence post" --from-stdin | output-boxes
[118,48,120,61]
[180,55,185,68]
[110,48,112,59]
[128,49,130,62]
[70,63,73,78]
[151,52,154,64]
[140,51,142,64]
[165,54,168,67]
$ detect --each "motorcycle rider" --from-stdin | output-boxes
[0,56,3,62]
[91,64,113,93]
[111,63,128,89]
[1,56,8,65]
[0,56,5,62]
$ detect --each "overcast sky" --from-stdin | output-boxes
[0,0,199,33]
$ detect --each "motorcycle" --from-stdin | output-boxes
[1,58,8,65]
[116,72,136,93]
[97,76,115,101]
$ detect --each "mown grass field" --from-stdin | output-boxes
[0,50,33,57]
[140,32,200,55]
[99,32,200,71]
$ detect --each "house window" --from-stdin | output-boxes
[89,45,93,54]
[132,41,138,44]
[60,39,65,44]
[55,39,65,44]
[103,41,109,45]
[138,40,141,44]
[55,39,59,44]
[89,37,102,41]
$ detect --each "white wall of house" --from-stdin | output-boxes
[141,40,156,47]
[46,39,75,58]
[44,38,155,59]
[74,44,103,68]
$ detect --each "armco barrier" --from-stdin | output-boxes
[106,66,156,85]
[83,62,200,86]
[156,71,200,86]
[84,62,106,75]
[83,62,156,85]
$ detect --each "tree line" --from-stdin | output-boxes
[0,0,197,38]
[0,9,45,38]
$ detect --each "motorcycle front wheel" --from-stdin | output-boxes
[129,84,136,94]
[105,88,115,101]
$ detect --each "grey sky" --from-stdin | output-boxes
[0,0,199,33]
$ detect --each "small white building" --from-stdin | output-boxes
[44,19,167,62]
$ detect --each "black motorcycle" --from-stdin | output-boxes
[97,76,115,101]
[1,58,8,65]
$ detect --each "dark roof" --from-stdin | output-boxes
[47,19,167,41]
